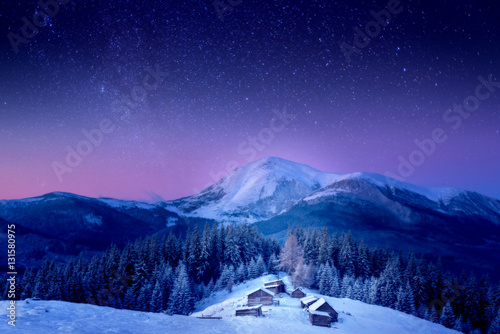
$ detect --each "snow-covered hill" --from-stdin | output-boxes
[0,275,461,334]
[191,274,461,334]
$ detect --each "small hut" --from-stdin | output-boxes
[300,295,318,308]
[291,287,306,299]
[247,288,275,306]
[235,304,263,317]
[309,310,331,327]
[308,298,338,322]
[264,280,286,293]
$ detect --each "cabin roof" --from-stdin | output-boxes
[236,304,263,311]
[309,310,331,317]
[264,280,284,286]
[248,287,276,296]
[309,298,331,311]
[300,295,318,303]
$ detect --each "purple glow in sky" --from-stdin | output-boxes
[0,1,499,201]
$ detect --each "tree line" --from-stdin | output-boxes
[1,225,499,334]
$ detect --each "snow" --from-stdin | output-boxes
[98,198,156,210]
[0,274,461,334]
[169,157,479,224]
[166,216,178,227]
[83,213,102,227]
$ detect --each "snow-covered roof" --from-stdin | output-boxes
[309,298,329,311]
[236,304,263,311]
[264,280,284,286]
[309,310,330,317]
[300,295,317,303]
[247,287,275,296]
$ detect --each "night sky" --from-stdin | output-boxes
[0,0,499,201]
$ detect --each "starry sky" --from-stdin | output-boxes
[0,0,499,201]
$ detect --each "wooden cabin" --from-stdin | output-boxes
[309,310,331,327]
[247,288,275,306]
[308,298,338,322]
[235,304,263,317]
[264,280,286,293]
[300,295,318,308]
[291,287,306,298]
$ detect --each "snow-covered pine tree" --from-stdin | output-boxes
[267,253,278,274]
[235,263,247,283]
[319,264,333,295]
[339,232,356,277]
[353,277,364,301]
[330,267,341,298]
[395,281,416,315]
[256,255,267,276]
[357,240,371,279]
[317,229,331,264]
[150,279,164,313]
[224,225,241,267]
[167,263,194,315]
[248,258,258,279]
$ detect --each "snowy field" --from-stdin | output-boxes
[0,274,460,334]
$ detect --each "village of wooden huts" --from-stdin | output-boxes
[235,304,263,317]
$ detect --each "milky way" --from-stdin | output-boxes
[0,0,499,201]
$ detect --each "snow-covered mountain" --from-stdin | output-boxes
[168,157,500,225]
[168,157,341,223]
[0,274,461,334]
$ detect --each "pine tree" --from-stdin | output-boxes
[256,255,267,276]
[341,274,354,299]
[453,314,463,332]
[267,253,278,274]
[440,302,455,328]
[330,269,340,298]
[167,264,194,315]
[353,278,364,301]
[224,225,242,267]
[150,280,164,312]
[395,282,416,315]
[357,240,371,279]
[368,277,381,305]
[318,264,333,295]
[248,258,258,279]
[317,229,331,264]
[339,232,356,276]
[235,263,247,283]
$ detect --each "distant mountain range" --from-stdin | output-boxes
[1,157,499,276]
